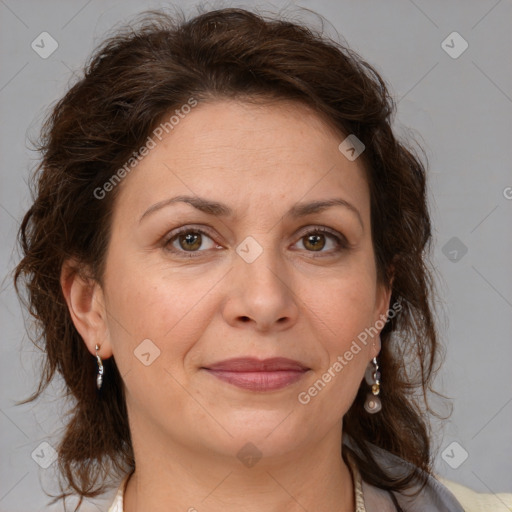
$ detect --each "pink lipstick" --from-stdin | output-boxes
[202,357,310,391]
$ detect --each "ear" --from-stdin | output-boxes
[371,264,395,358]
[60,259,112,359]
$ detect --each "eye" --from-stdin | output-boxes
[163,227,220,258]
[293,227,348,256]
[162,225,349,259]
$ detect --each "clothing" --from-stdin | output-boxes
[436,476,512,512]
[107,445,512,511]
[108,480,125,512]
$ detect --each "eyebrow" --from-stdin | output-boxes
[139,194,363,229]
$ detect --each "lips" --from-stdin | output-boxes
[202,357,310,391]
[203,357,309,372]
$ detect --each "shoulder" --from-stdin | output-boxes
[352,441,512,512]
[345,444,465,512]
[438,476,512,512]
[359,467,466,512]
[344,439,464,511]
[363,473,512,512]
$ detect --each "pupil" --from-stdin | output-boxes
[181,233,200,250]
[307,234,324,251]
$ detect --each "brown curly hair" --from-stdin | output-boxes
[13,5,443,510]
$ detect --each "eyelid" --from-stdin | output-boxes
[295,225,348,243]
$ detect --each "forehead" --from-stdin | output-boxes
[112,99,370,226]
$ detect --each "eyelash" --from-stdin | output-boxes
[162,225,349,259]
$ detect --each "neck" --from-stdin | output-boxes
[123,424,355,512]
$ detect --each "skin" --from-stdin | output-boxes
[61,99,392,511]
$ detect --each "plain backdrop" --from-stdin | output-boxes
[1,0,511,510]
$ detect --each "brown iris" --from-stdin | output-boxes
[178,232,202,251]
[303,233,326,251]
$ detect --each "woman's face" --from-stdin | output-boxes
[89,100,391,461]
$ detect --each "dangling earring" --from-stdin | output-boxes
[364,357,381,413]
[95,344,104,390]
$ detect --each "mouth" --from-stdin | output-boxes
[201,357,310,392]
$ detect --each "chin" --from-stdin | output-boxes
[202,415,308,457]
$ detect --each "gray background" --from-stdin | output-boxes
[1,0,511,510]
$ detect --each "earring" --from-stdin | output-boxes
[364,357,381,413]
[95,344,104,390]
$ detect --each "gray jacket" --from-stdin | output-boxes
[348,440,465,511]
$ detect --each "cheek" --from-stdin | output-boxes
[304,265,379,345]
[299,265,377,407]
[298,276,375,416]
[103,253,220,366]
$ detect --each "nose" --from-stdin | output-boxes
[221,241,300,333]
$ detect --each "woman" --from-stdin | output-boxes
[14,6,506,512]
